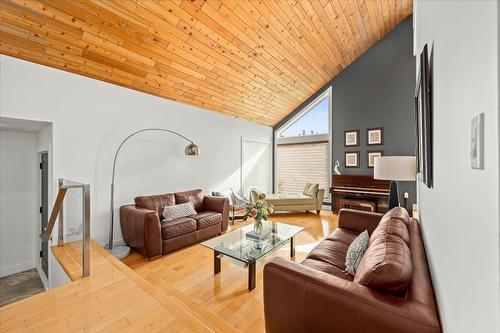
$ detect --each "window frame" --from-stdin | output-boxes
[273,87,333,200]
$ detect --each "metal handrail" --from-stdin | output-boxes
[40,178,91,277]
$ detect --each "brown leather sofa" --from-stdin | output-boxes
[120,189,229,259]
[263,208,441,333]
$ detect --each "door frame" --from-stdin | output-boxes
[37,151,49,287]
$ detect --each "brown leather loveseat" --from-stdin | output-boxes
[120,189,229,259]
[263,207,441,333]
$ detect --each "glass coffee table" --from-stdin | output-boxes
[201,221,303,291]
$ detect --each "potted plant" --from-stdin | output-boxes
[243,199,274,234]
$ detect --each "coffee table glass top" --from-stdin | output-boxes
[201,221,303,263]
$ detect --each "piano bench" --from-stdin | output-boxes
[340,198,377,212]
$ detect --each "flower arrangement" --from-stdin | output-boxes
[243,199,274,233]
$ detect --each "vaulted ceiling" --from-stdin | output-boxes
[0,0,412,126]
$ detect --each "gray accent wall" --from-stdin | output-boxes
[332,17,416,206]
[274,16,416,207]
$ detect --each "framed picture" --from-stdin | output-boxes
[471,113,484,169]
[345,151,359,168]
[344,129,359,147]
[414,43,433,187]
[367,128,383,145]
[367,151,383,168]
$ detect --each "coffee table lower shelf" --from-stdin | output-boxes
[212,236,296,291]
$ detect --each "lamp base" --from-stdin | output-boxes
[108,245,130,260]
[388,181,400,210]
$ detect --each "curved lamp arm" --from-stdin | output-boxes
[109,128,198,250]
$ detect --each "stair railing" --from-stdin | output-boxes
[41,178,90,277]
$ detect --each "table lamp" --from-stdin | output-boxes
[374,156,416,210]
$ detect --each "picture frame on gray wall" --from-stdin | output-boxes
[414,43,433,188]
[367,127,384,145]
[345,151,359,168]
[367,151,384,168]
[344,129,359,147]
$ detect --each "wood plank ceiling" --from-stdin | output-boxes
[0,0,412,126]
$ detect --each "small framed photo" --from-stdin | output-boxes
[367,128,383,145]
[344,129,359,147]
[471,113,484,169]
[367,151,383,168]
[345,151,359,168]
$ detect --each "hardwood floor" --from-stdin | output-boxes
[0,241,238,333]
[124,211,338,333]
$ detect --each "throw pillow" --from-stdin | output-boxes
[344,230,369,276]
[303,183,319,197]
[162,202,197,222]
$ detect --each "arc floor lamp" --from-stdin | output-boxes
[108,128,200,259]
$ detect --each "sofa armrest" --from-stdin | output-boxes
[316,189,325,210]
[264,257,440,333]
[120,205,162,259]
[204,196,230,232]
[338,208,383,235]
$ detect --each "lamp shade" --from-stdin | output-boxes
[374,156,416,181]
[184,142,200,156]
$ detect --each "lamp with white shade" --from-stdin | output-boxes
[373,156,416,210]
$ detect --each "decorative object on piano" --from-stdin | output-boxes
[470,113,484,169]
[367,151,383,168]
[403,192,409,212]
[414,43,433,187]
[345,151,359,168]
[344,129,359,147]
[333,160,342,175]
[367,128,384,145]
[374,156,416,210]
[330,175,390,213]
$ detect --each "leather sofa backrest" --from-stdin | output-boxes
[369,216,410,246]
[174,189,205,212]
[354,233,413,295]
[380,206,410,225]
[134,193,175,217]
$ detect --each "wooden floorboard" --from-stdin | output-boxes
[0,240,240,333]
[124,211,338,333]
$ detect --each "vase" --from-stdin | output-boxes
[254,218,264,234]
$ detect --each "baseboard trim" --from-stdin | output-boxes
[0,260,36,277]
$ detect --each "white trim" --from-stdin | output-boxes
[0,260,36,277]
[36,265,48,290]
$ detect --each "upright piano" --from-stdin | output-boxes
[330,175,390,214]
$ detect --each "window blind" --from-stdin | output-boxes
[276,142,330,202]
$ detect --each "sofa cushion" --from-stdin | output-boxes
[354,234,413,295]
[162,202,197,222]
[306,238,349,269]
[175,189,205,212]
[370,215,410,246]
[161,217,196,240]
[381,207,410,226]
[302,258,353,281]
[326,228,359,246]
[191,211,222,229]
[303,183,319,197]
[135,193,175,216]
[264,193,317,206]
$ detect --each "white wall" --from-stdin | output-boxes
[414,1,499,332]
[0,130,38,277]
[0,56,272,252]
